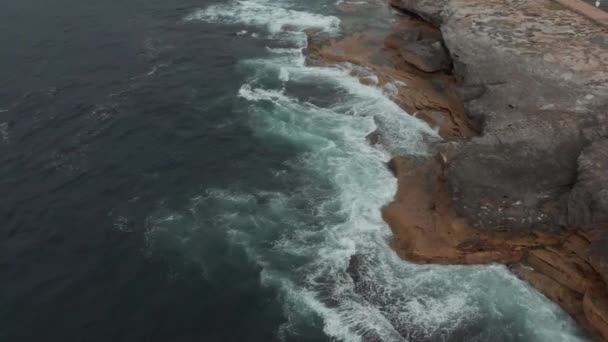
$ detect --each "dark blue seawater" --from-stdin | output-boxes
[0,0,590,341]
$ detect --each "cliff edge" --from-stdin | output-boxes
[385,0,608,339]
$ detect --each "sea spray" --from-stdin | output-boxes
[143,0,589,340]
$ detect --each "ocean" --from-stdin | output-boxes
[0,0,589,341]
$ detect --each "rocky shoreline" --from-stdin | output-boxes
[384,0,608,339]
[308,0,608,340]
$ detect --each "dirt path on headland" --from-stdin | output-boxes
[307,0,608,340]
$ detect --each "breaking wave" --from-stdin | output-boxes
[145,1,589,341]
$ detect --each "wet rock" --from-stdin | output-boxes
[366,130,381,146]
[306,14,478,140]
[526,249,589,294]
[589,235,608,287]
[511,264,585,322]
[584,288,608,340]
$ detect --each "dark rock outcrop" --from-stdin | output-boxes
[389,0,446,26]
[569,140,608,229]
[390,0,608,234]
[398,39,450,72]
[306,11,478,140]
[385,0,608,339]
[589,236,608,287]
[313,0,608,338]
[448,111,607,232]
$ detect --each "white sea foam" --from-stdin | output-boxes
[147,1,591,341]
[185,0,340,35]
[0,122,8,143]
[232,58,583,339]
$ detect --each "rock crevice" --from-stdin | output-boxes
[386,0,608,339]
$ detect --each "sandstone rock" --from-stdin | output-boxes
[389,0,446,26]
[589,235,608,287]
[563,233,591,261]
[398,0,608,233]
[446,111,607,232]
[381,1,608,338]
[384,154,562,265]
[584,288,608,340]
[398,39,450,72]
[569,140,608,229]
[527,249,589,294]
[511,264,585,321]
[306,14,479,140]
[385,16,449,73]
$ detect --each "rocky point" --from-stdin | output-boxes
[308,0,608,339]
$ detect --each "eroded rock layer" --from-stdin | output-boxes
[386,0,608,340]
[307,0,608,339]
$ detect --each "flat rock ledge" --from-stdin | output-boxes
[387,0,608,340]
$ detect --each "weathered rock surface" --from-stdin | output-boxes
[386,0,608,340]
[589,235,608,286]
[308,0,608,338]
[585,288,608,340]
[448,111,607,232]
[398,38,450,72]
[569,140,608,229]
[389,0,446,26]
[383,155,564,265]
[392,0,608,234]
[305,8,479,140]
[388,0,608,246]
[511,263,586,324]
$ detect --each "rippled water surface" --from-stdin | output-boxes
[0,0,590,341]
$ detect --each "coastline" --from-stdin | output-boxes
[308,0,608,340]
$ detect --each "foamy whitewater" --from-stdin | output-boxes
[147,0,587,340]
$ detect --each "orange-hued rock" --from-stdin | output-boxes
[305,13,478,140]
[383,155,564,265]
[385,152,608,340]
[584,288,608,340]
[511,264,585,322]
[527,249,590,294]
[383,149,608,340]
[564,233,591,261]
[308,0,608,339]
